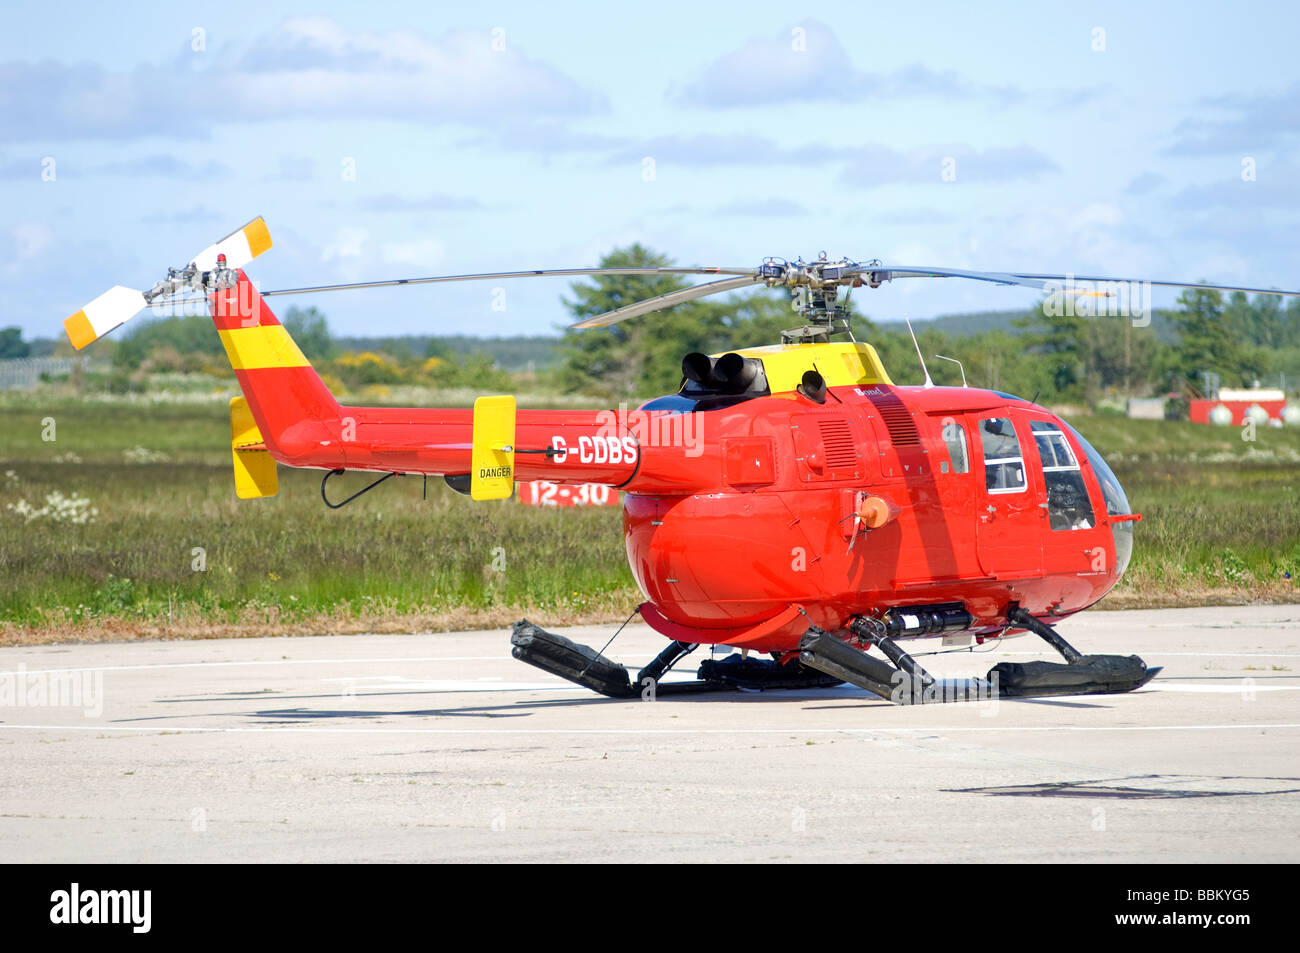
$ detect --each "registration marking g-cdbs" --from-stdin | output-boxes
[551,435,637,466]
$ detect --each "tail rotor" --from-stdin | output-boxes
[62,217,273,350]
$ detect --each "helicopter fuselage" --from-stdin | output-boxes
[620,377,1135,652]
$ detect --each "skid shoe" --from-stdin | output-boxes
[992,607,1160,697]
[510,620,638,697]
[511,620,706,697]
[510,619,844,697]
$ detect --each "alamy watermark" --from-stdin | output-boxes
[890,670,1000,714]
[594,403,704,458]
[0,664,104,717]
[1043,276,1152,328]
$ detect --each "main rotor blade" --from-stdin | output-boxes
[570,274,761,329]
[1005,271,1300,297]
[254,265,759,299]
[852,265,1055,289]
[856,264,1300,298]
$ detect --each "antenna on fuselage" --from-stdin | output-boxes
[904,316,934,388]
[934,354,967,387]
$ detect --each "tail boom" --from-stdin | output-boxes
[210,269,719,494]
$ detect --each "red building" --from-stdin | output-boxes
[1189,388,1287,425]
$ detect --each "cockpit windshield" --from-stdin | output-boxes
[1060,421,1134,576]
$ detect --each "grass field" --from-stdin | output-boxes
[1,392,1297,645]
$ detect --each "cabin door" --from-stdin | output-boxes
[973,413,1044,578]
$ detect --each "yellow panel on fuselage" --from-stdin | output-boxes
[470,395,517,501]
[715,342,893,394]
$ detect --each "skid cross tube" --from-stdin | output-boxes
[1006,606,1082,663]
[637,640,698,687]
[848,616,936,688]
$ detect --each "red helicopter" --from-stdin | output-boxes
[63,218,1300,704]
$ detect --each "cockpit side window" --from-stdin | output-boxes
[1029,420,1097,530]
[937,417,970,474]
[979,416,1026,493]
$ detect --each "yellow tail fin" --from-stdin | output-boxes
[230,396,278,499]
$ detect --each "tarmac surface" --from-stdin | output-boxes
[2,605,1298,863]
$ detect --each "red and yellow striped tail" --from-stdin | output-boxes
[210,271,342,469]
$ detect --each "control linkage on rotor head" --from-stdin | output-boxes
[142,255,238,304]
[757,254,877,343]
[757,253,869,289]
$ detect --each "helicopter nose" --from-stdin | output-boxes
[1091,450,1135,578]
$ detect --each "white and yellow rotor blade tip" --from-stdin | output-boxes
[190,216,273,272]
[63,285,148,350]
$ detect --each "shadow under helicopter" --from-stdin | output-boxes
[104,675,1154,727]
[950,775,1300,799]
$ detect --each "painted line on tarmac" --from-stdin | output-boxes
[0,656,515,676]
[2,723,1298,736]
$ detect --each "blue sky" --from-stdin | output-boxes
[2,1,1299,340]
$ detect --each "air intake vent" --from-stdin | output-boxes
[817,418,858,469]
[869,391,920,447]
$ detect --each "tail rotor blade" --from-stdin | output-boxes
[63,285,148,350]
[62,216,272,350]
[190,216,273,271]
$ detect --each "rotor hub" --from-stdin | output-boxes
[759,254,870,340]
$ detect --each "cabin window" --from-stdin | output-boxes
[979,417,1026,493]
[1030,420,1096,530]
[938,419,970,474]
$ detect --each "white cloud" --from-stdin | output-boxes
[0,18,606,142]
[674,20,1019,108]
[1163,82,1300,157]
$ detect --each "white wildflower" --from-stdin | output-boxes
[5,490,98,524]
[123,446,169,463]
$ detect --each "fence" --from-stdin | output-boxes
[0,357,101,391]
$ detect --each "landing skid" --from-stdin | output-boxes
[510,608,1160,705]
[510,620,842,698]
